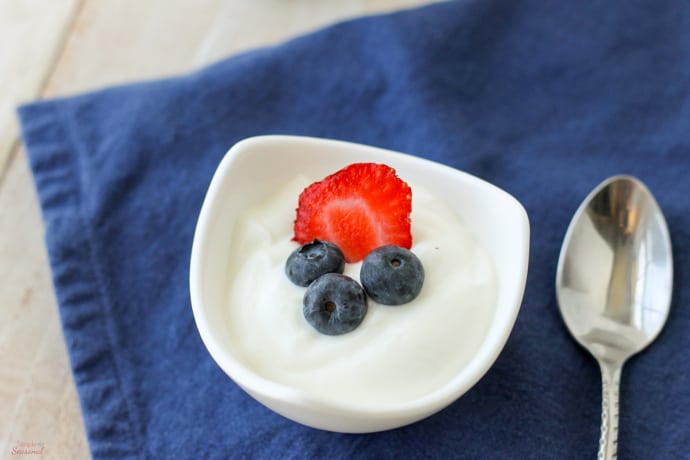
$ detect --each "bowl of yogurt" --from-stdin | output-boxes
[190,135,529,433]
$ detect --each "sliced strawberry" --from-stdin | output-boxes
[292,163,412,263]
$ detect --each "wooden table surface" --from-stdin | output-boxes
[0,1,436,458]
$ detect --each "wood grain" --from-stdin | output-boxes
[45,0,433,97]
[0,0,80,178]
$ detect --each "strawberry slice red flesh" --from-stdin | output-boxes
[292,163,412,263]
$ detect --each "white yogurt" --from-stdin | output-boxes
[225,175,497,409]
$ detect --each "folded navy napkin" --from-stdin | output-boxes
[18,0,690,458]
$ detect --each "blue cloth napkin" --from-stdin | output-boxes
[18,0,690,458]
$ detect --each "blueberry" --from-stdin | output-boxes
[303,273,367,335]
[360,245,424,305]
[285,239,345,287]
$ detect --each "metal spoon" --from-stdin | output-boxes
[555,175,673,459]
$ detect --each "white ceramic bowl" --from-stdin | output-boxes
[190,135,529,432]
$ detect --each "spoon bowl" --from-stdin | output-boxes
[556,175,673,459]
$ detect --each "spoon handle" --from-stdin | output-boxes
[597,359,623,460]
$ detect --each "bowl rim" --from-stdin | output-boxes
[190,135,530,420]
